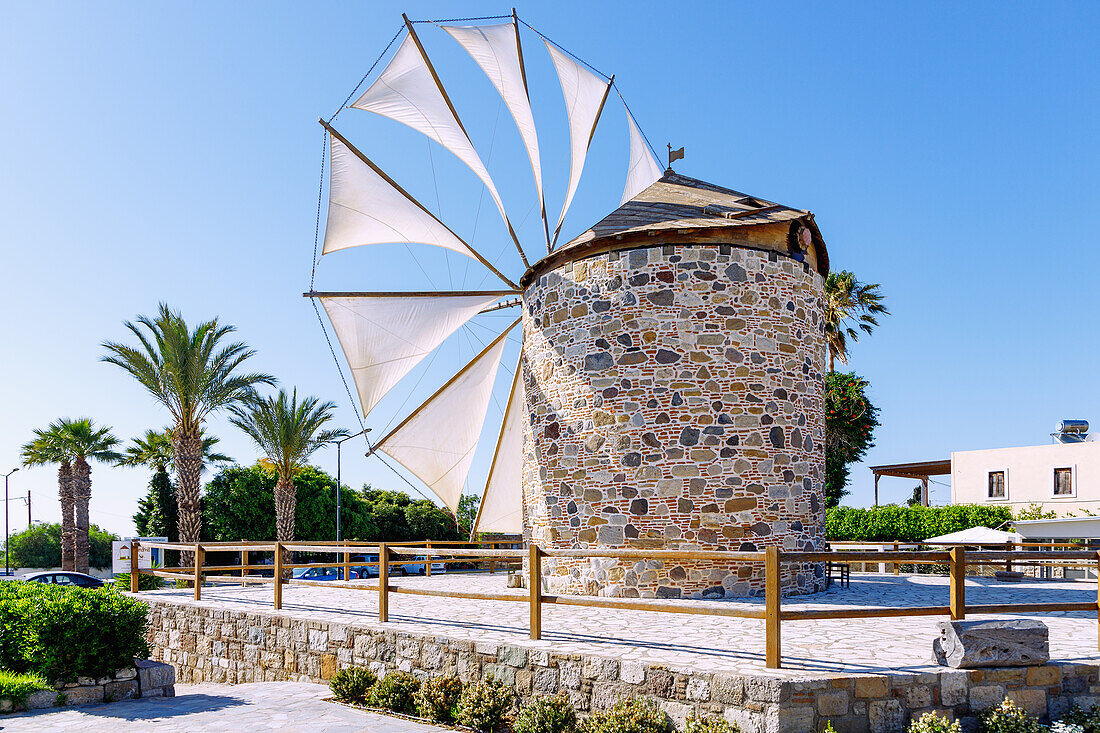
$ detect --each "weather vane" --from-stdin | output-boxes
[667,143,685,170]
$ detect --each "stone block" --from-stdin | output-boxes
[63,685,105,706]
[817,690,849,716]
[1025,666,1061,687]
[25,689,57,709]
[746,676,790,703]
[934,620,1049,668]
[725,706,764,733]
[1004,689,1046,718]
[968,685,1006,711]
[686,676,711,701]
[868,699,905,733]
[940,671,969,707]
[905,685,933,709]
[559,661,582,690]
[854,677,889,699]
[621,662,646,685]
[500,645,528,668]
[765,703,815,733]
[137,659,176,692]
[104,679,139,701]
[714,675,745,704]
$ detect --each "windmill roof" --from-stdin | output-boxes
[557,170,829,274]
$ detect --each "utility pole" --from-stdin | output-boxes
[3,469,19,576]
[26,490,30,528]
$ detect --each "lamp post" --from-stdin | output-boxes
[3,469,18,576]
[332,429,369,542]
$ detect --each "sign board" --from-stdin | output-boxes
[112,539,160,574]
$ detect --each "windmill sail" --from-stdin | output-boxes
[373,320,518,511]
[545,40,613,248]
[318,292,508,418]
[472,353,525,535]
[621,109,663,204]
[443,21,549,250]
[352,29,527,266]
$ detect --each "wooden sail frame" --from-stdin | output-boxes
[319,120,521,291]
[471,349,524,537]
[402,14,531,271]
[369,317,521,456]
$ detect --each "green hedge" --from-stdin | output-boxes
[826,505,1016,543]
[0,581,149,684]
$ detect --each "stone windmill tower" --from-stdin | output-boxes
[307,13,830,599]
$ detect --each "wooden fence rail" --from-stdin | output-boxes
[127,541,1100,669]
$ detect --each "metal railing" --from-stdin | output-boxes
[126,541,1100,669]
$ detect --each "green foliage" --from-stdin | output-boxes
[684,717,739,733]
[0,581,149,684]
[1015,504,1057,521]
[329,666,376,705]
[0,669,51,706]
[456,675,516,732]
[201,465,464,542]
[133,468,178,540]
[415,674,464,723]
[908,711,961,733]
[826,505,1016,543]
[580,698,670,733]
[458,493,480,536]
[367,670,421,714]
[514,694,579,733]
[1061,705,1100,733]
[979,699,1041,733]
[5,523,116,570]
[824,372,880,507]
[113,572,162,591]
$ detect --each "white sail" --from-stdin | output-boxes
[351,33,515,255]
[323,136,475,258]
[443,22,546,244]
[473,355,525,534]
[621,109,663,204]
[375,322,516,511]
[319,292,505,418]
[545,40,612,247]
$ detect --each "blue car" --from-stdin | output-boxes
[291,566,358,581]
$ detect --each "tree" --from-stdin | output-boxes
[20,421,76,570]
[457,494,480,537]
[823,270,888,372]
[55,419,120,573]
[228,389,346,575]
[824,372,880,508]
[102,303,274,565]
[5,522,117,570]
[120,428,231,541]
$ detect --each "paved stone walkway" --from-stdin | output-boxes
[0,682,445,732]
[140,572,1099,677]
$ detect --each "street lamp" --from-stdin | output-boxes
[331,429,370,542]
[3,468,19,576]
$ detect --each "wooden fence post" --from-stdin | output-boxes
[529,544,542,640]
[950,547,966,620]
[130,540,140,593]
[425,540,432,577]
[274,542,283,610]
[193,544,203,601]
[765,546,781,669]
[379,543,389,623]
[241,549,248,586]
[343,543,351,582]
[489,540,495,574]
[893,541,900,575]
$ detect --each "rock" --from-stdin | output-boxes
[933,620,1049,668]
[137,659,176,692]
[25,689,57,709]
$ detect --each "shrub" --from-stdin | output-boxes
[456,675,515,732]
[1051,723,1086,733]
[684,716,739,733]
[0,670,51,706]
[367,670,421,714]
[514,693,578,733]
[329,666,376,705]
[979,699,1041,733]
[909,711,961,733]
[0,581,149,684]
[1063,705,1100,733]
[113,573,163,591]
[581,698,670,733]
[826,505,1016,543]
[415,674,464,723]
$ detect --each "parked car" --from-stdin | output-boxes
[349,554,380,578]
[397,556,446,576]
[19,571,104,588]
[291,566,358,581]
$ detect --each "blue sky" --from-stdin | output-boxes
[1,1,1098,537]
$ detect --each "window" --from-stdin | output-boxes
[988,471,1006,499]
[1053,467,1075,497]
[53,574,73,585]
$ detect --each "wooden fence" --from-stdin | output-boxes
[127,541,1100,670]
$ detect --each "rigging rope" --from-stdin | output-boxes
[517,17,612,81]
[414,14,512,23]
[309,130,328,289]
[328,25,405,123]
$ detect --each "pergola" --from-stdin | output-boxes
[869,459,951,506]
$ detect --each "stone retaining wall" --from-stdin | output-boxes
[0,660,175,714]
[146,598,1099,733]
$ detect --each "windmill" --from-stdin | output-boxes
[306,11,663,537]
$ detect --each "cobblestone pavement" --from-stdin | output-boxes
[0,682,446,732]
[142,573,1099,677]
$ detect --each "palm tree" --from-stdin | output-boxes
[59,419,120,573]
[229,389,347,577]
[102,304,274,565]
[118,428,232,541]
[21,421,76,570]
[822,270,889,372]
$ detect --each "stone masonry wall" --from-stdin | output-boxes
[146,599,1099,733]
[521,244,827,598]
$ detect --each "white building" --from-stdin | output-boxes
[950,421,1099,515]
